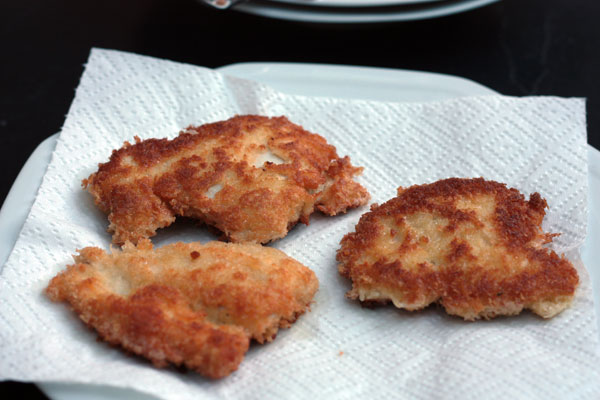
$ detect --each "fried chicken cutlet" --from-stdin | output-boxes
[84,115,369,245]
[337,178,578,320]
[46,239,318,379]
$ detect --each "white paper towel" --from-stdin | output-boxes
[0,48,598,399]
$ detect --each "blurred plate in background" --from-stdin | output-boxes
[233,0,500,23]
[271,0,443,8]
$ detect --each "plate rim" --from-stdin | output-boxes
[269,0,443,8]
[233,0,500,23]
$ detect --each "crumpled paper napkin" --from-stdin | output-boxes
[0,48,598,399]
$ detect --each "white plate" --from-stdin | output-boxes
[234,0,500,23]
[1,62,595,399]
[271,0,443,8]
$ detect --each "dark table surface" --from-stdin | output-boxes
[2,0,599,398]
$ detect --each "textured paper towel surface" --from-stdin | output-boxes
[0,49,598,399]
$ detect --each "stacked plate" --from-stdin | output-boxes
[227,0,501,23]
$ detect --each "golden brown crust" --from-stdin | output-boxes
[46,240,319,378]
[84,115,369,245]
[337,177,578,320]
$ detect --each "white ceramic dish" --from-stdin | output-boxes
[234,0,500,23]
[271,0,442,8]
[1,62,596,399]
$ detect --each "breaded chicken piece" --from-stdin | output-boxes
[83,115,369,245]
[337,178,578,320]
[46,239,318,379]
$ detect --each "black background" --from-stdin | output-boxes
[2,0,599,397]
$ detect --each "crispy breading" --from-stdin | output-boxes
[337,178,579,320]
[83,115,369,245]
[46,239,319,379]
